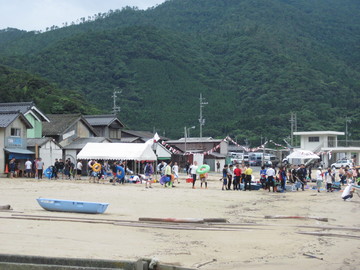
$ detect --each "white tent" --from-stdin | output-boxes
[77,143,157,161]
[286,150,320,160]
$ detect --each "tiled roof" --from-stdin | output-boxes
[42,114,83,136]
[63,137,111,149]
[0,102,49,122]
[0,111,20,128]
[0,111,32,128]
[122,130,155,139]
[84,114,125,128]
[0,102,33,114]
[26,137,62,148]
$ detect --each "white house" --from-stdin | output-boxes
[294,131,360,167]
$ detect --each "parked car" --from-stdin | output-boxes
[330,159,352,169]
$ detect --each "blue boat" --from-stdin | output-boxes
[36,198,109,214]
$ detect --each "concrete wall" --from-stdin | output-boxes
[38,141,62,169]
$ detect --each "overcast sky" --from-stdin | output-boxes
[0,0,167,31]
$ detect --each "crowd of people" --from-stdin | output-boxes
[6,157,359,200]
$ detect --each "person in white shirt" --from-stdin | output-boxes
[325,168,333,192]
[25,159,32,178]
[342,181,355,201]
[172,162,179,184]
[76,161,83,180]
[316,167,323,193]
[189,161,198,189]
[266,166,276,192]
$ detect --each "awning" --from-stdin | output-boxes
[4,148,35,160]
[286,150,320,159]
[77,143,157,161]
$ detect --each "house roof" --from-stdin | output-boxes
[42,114,98,137]
[63,137,111,150]
[84,114,125,128]
[121,130,169,141]
[27,137,62,148]
[167,137,224,144]
[0,111,33,128]
[0,102,50,122]
[294,131,345,136]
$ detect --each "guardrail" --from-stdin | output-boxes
[0,254,194,270]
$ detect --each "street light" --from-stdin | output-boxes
[184,126,195,153]
[187,126,196,138]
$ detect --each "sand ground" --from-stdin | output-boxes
[0,173,359,270]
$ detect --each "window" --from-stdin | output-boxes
[308,136,319,142]
[11,128,21,137]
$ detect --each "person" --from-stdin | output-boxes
[25,159,32,178]
[325,168,333,192]
[339,166,346,185]
[266,166,276,192]
[291,165,298,183]
[64,158,71,180]
[297,164,307,191]
[221,164,228,190]
[189,161,198,189]
[53,159,59,179]
[244,165,253,191]
[172,162,180,184]
[144,162,154,188]
[8,158,16,178]
[278,166,287,192]
[157,161,167,176]
[240,163,247,184]
[216,160,220,173]
[227,164,234,190]
[58,159,65,179]
[259,166,267,189]
[115,163,125,185]
[316,167,323,193]
[36,158,44,179]
[76,160,83,180]
[341,181,355,201]
[233,164,242,190]
[200,170,208,189]
[164,161,174,187]
[308,166,312,180]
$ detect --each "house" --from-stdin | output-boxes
[166,137,228,171]
[0,102,50,138]
[0,111,34,174]
[84,114,125,141]
[42,114,99,147]
[62,137,111,166]
[121,130,156,143]
[27,138,63,169]
[294,131,360,167]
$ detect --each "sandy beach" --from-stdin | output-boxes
[0,173,359,270]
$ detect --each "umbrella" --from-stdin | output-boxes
[286,150,320,159]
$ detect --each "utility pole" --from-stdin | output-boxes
[184,127,187,153]
[290,112,297,146]
[112,88,122,115]
[346,117,352,147]
[199,93,208,138]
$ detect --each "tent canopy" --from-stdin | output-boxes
[77,143,157,161]
[286,150,320,160]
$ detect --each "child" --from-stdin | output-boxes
[316,167,323,193]
[325,168,333,192]
[222,164,228,190]
[200,171,208,189]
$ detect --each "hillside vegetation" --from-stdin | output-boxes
[0,0,359,144]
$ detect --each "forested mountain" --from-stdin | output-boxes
[0,65,99,114]
[0,0,359,145]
